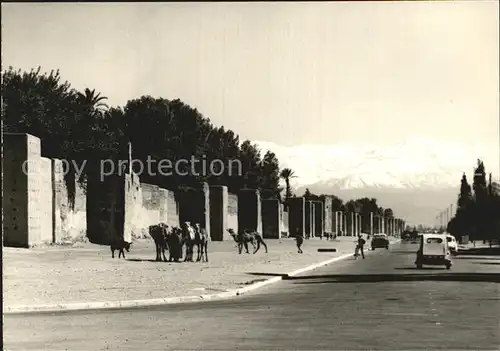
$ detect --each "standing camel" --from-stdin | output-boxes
[193,223,209,262]
[167,227,184,262]
[149,223,169,261]
[227,228,268,254]
[228,228,252,254]
[181,222,196,262]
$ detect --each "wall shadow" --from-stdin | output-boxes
[282,272,500,284]
[125,258,179,263]
[454,256,500,261]
[246,272,287,277]
[393,266,443,270]
[457,248,500,256]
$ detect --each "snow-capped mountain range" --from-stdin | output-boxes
[254,137,499,190]
[253,137,499,226]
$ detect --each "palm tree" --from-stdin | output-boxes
[279,168,296,209]
[77,88,109,116]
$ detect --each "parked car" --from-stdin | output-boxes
[446,234,458,254]
[371,233,389,250]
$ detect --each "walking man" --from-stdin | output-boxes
[357,234,366,259]
[295,227,304,253]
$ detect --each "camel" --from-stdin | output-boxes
[181,221,197,262]
[227,228,268,254]
[193,223,209,262]
[149,223,169,261]
[167,227,184,262]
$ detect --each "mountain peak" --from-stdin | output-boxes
[254,139,498,190]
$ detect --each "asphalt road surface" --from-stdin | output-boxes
[4,242,500,350]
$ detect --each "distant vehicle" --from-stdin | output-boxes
[371,233,389,250]
[415,234,452,270]
[446,234,458,254]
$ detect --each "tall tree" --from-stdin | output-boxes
[279,168,296,208]
[259,151,282,200]
[239,140,263,190]
[472,159,488,241]
[383,208,394,218]
[448,173,474,239]
[77,88,109,116]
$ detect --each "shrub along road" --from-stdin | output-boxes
[4,241,499,350]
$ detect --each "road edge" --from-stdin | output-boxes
[5,239,400,315]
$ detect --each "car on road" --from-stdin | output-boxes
[446,234,458,254]
[371,233,389,250]
[415,233,452,269]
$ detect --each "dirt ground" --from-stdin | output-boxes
[3,236,369,307]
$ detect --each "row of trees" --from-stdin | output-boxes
[2,66,282,200]
[447,159,500,245]
[2,66,399,222]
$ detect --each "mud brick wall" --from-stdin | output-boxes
[368,212,374,235]
[238,189,262,234]
[281,205,289,237]
[347,212,354,236]
[3,133,30,247]
[332,211,338,235]
[210,186,227,241]
[128,180,179,240]
[52,159,87,243]
[305,201,316,237]
[228,193,238,236]
[86,174,125,245]
[137,183,163,237]
[341,212,347,235]
[209,186,237,241]
[314,201,324,237]
[166,190,180,228]
[3,133,53,247]
[38,157,54,244]
[178,182,210,237]
[262,199,281,239]
[123,172,141,242]
[320,196,333,235]
[288,197,305,237]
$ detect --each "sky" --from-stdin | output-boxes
[2,2,499,154]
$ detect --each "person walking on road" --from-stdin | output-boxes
[355,234,366,259]
[295,228,304,253]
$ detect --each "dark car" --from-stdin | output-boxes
[371,234,389,250]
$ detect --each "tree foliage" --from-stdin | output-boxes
[3,66,399,221]
[2,66,282,198]
[447,159,500,245]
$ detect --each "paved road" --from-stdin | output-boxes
[4,242,500,350]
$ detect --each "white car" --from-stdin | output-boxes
[446,234,458,254]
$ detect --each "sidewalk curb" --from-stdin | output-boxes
[4,239,400,315]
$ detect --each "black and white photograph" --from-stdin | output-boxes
[2,1,499,350]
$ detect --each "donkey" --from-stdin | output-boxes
[227,228,268,254]
[193,223,209,262]
[110,239,132,259]
[149,222,169,261]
